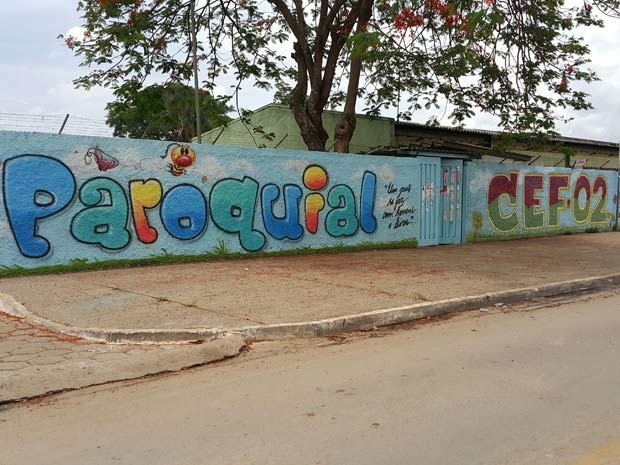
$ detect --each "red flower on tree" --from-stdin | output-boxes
[64,36,75,49]
[394,8,423,31]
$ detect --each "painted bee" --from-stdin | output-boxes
[162,143,196,177]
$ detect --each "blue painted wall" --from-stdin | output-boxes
[2,132,616,271]
[0,131,420,269]
[463,162,618,242]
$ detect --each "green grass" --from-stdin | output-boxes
[0,238,418,279]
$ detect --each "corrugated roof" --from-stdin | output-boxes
[395,121,619,149]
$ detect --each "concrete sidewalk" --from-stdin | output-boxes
[1,233,619,332]
[0,314,243,403]
[1,232,619,403]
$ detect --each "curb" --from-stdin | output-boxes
[0,334,246,405]
[2,273,619,344]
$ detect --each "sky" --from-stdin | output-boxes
[0,0,619,142]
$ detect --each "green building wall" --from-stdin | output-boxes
[197,104,618,169]
[197,104,393,154]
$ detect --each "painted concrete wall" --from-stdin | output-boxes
[464,162,618,243]
[0,131,419,269]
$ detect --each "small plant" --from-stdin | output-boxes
[213,240,230,256]
[472,212,484,243]
[0,264,25,273]
[606,211,616,229]
[558,145,577,168]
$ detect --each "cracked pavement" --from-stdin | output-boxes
[0,314,244,403]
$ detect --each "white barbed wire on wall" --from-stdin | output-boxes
[0,113,114,138]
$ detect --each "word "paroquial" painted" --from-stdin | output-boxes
[2,155,379,258]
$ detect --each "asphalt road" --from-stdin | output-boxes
[2,291,620,465]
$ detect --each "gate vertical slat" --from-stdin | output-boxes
[418,157,441,246]
[439,159,464,244]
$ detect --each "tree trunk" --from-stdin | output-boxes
[334,0,373,153]
[290,42,330,152]
[275,0,366,152]
[334,112,356,153]
[291,92,329,151]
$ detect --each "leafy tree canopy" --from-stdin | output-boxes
[64,0,619,152]
[105,82,231,141]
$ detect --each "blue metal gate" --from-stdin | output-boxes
[439,159,463,244]
[418,156,464,246]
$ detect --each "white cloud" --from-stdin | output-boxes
[47,82,113,100]
[375,164,396,182]
[212,85,227,98]
[280,159,309,173]
[1,1,619,144]
[231,158,256,175]
[351,164,395,183]
[193,155,228,181]
[467,170,491,196]
[65,26,86,41]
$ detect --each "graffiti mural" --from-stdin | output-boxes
[4,133,614,269]
[0,131,418,269]
[465,162,618,242]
